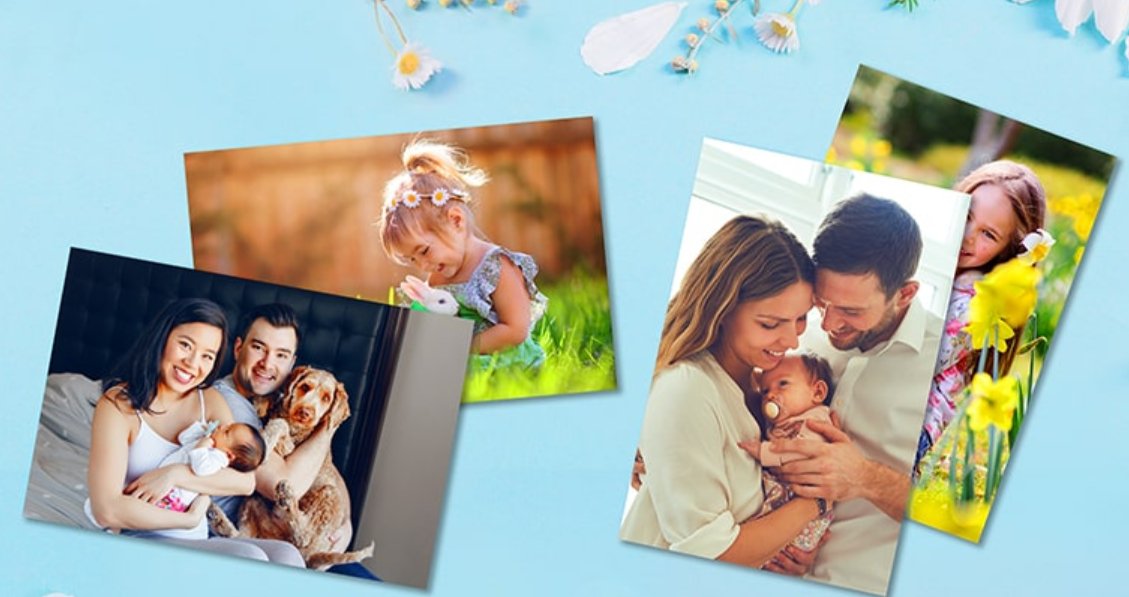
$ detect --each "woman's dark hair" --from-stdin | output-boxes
[102,298,228,413]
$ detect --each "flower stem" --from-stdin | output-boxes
[373,0,409,56]
[687,0,749,67]
[788,0,806,20]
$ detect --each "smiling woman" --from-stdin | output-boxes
[83,298,305,564]
[621,214,826,569]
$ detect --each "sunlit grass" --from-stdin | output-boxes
[462,270,617,403]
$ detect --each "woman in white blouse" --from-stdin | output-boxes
[621,215,828,568]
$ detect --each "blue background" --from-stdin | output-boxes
[2,1,1126,595]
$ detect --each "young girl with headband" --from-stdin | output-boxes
[378,140,548,370]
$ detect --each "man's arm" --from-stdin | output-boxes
[770,419,909,522]
[254,420,335,500]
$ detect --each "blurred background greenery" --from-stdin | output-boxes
[828,65,1114,372]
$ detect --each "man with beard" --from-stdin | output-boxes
[212,303,378,580]
[771,193,940,596]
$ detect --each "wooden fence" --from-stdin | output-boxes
[187,117,605,303]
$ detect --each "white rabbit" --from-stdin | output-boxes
[399,275,460,316]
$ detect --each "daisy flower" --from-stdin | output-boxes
[754,12,800,53]
[392,42,442,90]
[431,189,450,206]
[753,0,808,54]
[402,190,422,208]
[373,1,442,91]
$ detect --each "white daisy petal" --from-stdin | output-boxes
[1056,0,1095,36]
[1093,0,1129,43]
[754,13,800,54]
[392,42,442,91]
[581,1,688,75]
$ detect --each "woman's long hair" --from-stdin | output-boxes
[102,298,228,414]
[654,215,815,377]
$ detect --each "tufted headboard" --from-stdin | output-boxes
[47,247,409,527]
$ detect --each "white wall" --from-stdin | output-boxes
[675,138,970,318]
[352,310,472,588]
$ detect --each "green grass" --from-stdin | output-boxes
[462,269,617,403]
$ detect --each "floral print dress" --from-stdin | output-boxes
[916,270,982,467]
[436,244,549,371]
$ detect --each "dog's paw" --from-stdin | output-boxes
[206,503,237,537]
[275,480,294,510]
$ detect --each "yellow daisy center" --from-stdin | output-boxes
[398,52,421,76]
[772,19,793,38]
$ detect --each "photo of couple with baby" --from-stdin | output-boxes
[620,140,974,596]
[25,249,471,589]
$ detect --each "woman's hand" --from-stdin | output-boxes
[185,495,212,529]
[631,449,646,491]
[125,464,185,504]
[763,529,830,576]
[737,440,762,461]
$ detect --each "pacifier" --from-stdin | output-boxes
[762,400,781,420]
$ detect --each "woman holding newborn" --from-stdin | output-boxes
[620,215,829,568]
[86,298,303,565]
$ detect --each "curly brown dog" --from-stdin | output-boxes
[209,366,374,570]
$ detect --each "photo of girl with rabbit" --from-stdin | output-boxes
[378,140,549,373]
[186,117,614,403]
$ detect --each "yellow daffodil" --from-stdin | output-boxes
[966,373,1020,432]
[909,489,987,543]
[966,258,1041,350]
[1017,229,1056,265]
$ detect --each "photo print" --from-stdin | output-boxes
[620,139,969,596]
[826,65,1117,543]
[23,248,472,589]
[185,116,615,403]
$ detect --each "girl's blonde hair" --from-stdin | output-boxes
[654,215,814,377]
[956,160,1047,273]
[378,140,489,262]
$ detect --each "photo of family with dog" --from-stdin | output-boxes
[619,140,969,596]
[185,116,615,403]
[24,249,472,589]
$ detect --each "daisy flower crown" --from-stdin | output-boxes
[387,187,467,213]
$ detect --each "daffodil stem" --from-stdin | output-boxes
[373,0,409,56]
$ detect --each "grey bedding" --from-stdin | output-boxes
[23,373,103,529]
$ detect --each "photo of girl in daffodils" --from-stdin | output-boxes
[828,66,1116,543]
[915,161,1049,470]
[909,160,1057,542]
[377,140,549,372]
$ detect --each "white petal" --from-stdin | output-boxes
[1093,0,1129,43]
[1010,0,1037,4]
[1056,0,1095,36]
[580,2,688,75]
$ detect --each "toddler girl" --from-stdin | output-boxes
[378,140,548,370]
[915,160,1047,467]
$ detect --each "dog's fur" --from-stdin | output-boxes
[209,366,373,570]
